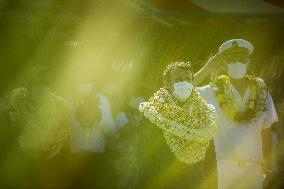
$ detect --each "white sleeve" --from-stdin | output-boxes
[196,85,212,103]
[262,92,279,129]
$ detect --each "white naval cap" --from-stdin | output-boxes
[219,39,254,55]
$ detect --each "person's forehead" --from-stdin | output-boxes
[171,67,192,75]
[225,53,249,59]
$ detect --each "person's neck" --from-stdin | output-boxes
[231,77,245,85]
[230,77,247,97]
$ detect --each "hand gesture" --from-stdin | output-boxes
[207,53,225,72]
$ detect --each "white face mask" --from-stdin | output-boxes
[172,81,193,102]
[227,62,247,79]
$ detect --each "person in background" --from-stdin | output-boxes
[66,81,124,153]
[9,65,71,159]
[64,81,125,188]
[67,83,106,153]
[0,96,13,167]
[4,65,72,188]
[110,96,145,189]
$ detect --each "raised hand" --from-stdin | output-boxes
[194,53,225,86]
[207,53,226,72]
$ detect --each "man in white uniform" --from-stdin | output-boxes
[67,83,118,153]
[194,39,279,189]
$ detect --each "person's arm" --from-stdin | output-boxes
[193,53,225,86]
[262,128,273,172]
[262,92,279,179]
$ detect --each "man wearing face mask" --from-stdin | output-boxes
[195,39,279,189]
[139,62,217,188]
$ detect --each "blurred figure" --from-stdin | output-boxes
[0,96,13,163]
[68,83,104,153]
[9,65,71,159]
[66,82,118,153]
[110,96,145,189]
[265,99,284,188]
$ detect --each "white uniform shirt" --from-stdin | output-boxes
[67,94,116,153]
[197,85,279,162]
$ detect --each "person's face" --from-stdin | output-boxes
[170,67,193,85]
[224,54,249,65]
[223,54,250,79]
